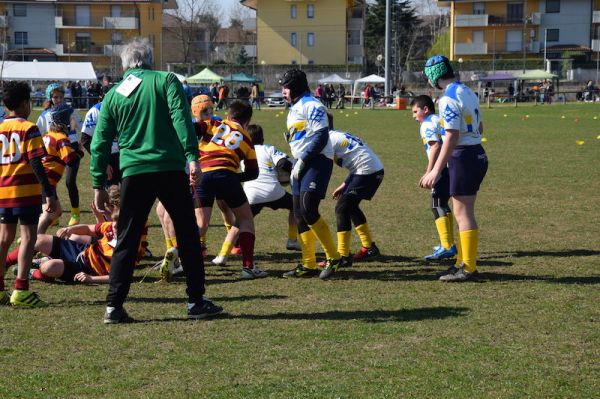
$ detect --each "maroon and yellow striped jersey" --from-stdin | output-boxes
[197,119,257,173]
[0,116,46,209]
[83,222,148,276]
[42,130,77,187]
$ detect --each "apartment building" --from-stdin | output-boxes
[1,0,176,75]
[439,0,597,63]
[241,0,366,65]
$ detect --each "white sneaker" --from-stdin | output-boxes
[241,265,268,279]
[211,255,227,266]
[286,239,301,251]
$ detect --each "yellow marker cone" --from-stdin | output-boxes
[346,114,350,117]
[561,115,566,119]
[481,137,488,143]
[596,135,600,139]
[340,110,344,114]
[525,115,530,118]
[594,116,598,120]
[576,140,585,145]
[503,114,508,117]
[354,112,358,115]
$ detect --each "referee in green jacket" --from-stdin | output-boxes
[91,38,222,324]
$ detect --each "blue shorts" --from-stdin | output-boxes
[0,205,41,225]
[50,236,94,281]
[343,169,384,200]
[432,167,450,201]
[292,155,333,199]
[448,145,488,196]
[196,169,247,209]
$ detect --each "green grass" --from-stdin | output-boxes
[1,103,600,398]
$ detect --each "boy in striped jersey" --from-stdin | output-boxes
[0,81,57,307]
[37,104,82,234]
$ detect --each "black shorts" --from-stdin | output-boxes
[196,169,248,209]
[448,145,488,196]
[343,169,384,200]
[50,236,94,281]
[250,192,293,216]
[432,167,450,201]
[0,205,41,225]
[292,155,333,199]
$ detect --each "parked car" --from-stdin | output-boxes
[265,91,286,107]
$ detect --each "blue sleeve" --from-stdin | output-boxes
[300,126,329,162]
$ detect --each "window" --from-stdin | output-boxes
[76,5,91,26]
[351,6,363,19]
[14,32,28,45]
[112,32,123,44]
[472,30,484,43]
[506,30,522,51]
[308,60,314,65]
[148,7,155,20]
[291,5,297,19]
[473,2,485,15]
[291,32,297,47]
[307,4,314,19]
[546,0,560,13]
[547,28,559,42]
[75,32,91,53]
[307,32,315,47]
[348,30,360,46]
[291,60,297,65]
[507,2,524,23]
[13,4,26,17]
[111,5,121,17]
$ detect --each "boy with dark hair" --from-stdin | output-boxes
[0,81,57,307]
[410,95,457,261]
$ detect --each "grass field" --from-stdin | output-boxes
[1,103,599,398]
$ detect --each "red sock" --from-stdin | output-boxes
[5,247,19,267]
[238,232,255,269]
[14,278,29,291]
[31,269,54,282]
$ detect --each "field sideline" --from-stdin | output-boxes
[1,103,599,398]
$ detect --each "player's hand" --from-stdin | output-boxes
[94,188,111,218]
[291,159,305,181]
[56,227,71,239]
[188,160,202,187]
[332,183,346,200]
[74,272,92,283]
[419,170,439,189]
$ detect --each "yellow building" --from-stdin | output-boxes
[242,0,366,65]
[439,0,599,62]
[3,0,176,74]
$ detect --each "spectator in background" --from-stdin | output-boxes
[182,80,193,104]
[250,82,261,110]
[210,82,219,104]
[336,84,345,109]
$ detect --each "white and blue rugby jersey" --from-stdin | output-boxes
[286,94,333,160]
[243,144,289,204]
[438,82,482,146]
[82,103,119,154]
[329,130,383,175]
[420,114,443,158]
[37,106,82,143]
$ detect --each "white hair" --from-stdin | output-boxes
[120,37,153,71]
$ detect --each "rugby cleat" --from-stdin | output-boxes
[241,265,268,279]
[319,258,341,280]
[211,255,227,266]
[353,242,380,261]
[0,291,10,306]
[424,244,457,261]
[68,212,80,226]
[439,266,480,282]
[282,264,320,278]
[10,290,47,308]
[104,307,134,324]
[159,247,178,282]
[285,239,302,251]
[187,299,223,320]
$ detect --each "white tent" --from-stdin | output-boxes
[318,73,352,85]
[0,61,97,81]
[351,74,386,107]
[173,73,186,83]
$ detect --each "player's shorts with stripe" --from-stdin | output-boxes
[432,167,450,202]
[342,169,384,200]
[196,169,248,209]
[49,236,94,281]
[449,144,488,196]
[292,155,333,199]
[250,192,293,216]
[0,205,41,225]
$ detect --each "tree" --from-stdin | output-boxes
[236,45,249,64]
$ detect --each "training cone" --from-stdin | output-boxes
[481,137,488,143]
[576,140,585,145]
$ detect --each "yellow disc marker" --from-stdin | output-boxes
[576,140,585,145]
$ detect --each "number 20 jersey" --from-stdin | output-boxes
[438,82,482,147]
[0,117,46,209]
[286,94,333,160]
[329,130,383,175]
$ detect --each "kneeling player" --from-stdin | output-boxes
[328,114,384,263]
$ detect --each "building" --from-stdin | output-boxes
[1,0,177,76]
[241,0,366,66]
[162,13,211,69]
[439,0,598,66]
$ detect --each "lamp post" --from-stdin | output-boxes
[543,28,548,73]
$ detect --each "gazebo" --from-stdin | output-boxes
[187,68,223,84]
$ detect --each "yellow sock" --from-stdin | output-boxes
[337,231,352,257]
[71,207,80,215]
[354,223,373,249]
[299,230,317,269]
[170,237,177,248]
[435,216,453,250]
[224,223,232,232]
[309,217,339,260]
[460,229,479,273]
[165,237,172,249]
[218,241,234,257]
[455,237,463,267]
[288,225,298,241]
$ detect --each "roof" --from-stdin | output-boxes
[543,44,592,52]
[187,67,223,84]
[318,74,353,84]
[514,69,557,80]
[214,27,252,44]
[6,48,57,56]
[0,61,97,81]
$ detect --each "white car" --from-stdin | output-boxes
[265,91,286,107]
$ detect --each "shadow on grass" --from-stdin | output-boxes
[483,249,600,259]
[126,294,288,304]
[482,272,600,285]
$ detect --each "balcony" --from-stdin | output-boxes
[104,44,124,56]
[59,44,105,56]
[594,11,600,24]
[0,15,8,28]
[455,14,488,27]
[455,42,488,55]
[592,39,600,52]
[103,17,138,29]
